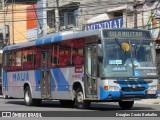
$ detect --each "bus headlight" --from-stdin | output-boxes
[148,86,157,90]
[109,86,120,91]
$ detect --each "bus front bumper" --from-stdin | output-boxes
[100,87,158,100]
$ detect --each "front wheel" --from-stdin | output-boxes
[75,88,91,109]
[118,101,134,110]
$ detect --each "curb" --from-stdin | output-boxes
[135,96,160,105]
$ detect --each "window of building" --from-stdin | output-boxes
[47,10,55,33]
[113,11,123,17]
[59,6,78,29]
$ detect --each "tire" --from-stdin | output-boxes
[118,101,134,110]
[24,86,42,106]
[24,86,33,106]
[75,88,91,109]
[3,94,8,99]
[59,100,75,106]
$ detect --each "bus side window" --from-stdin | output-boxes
[72,49,84,65]
[51,46,58,67]
[27,52,34,69]
[35,48,40,69]
[58,47,71,66]
[15,51,22,67]
[22,49,34,69]
[4,52,11,70]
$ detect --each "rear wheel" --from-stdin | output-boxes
[24,86,41,106]
[118,101,134,110]
[75,88,90,109]
[3,94,8,99]
[24,86,33,106]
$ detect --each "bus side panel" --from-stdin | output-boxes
[4,70,41,98]
[50,67,84,100]
[32,70,41,98]
[2,71,9,96]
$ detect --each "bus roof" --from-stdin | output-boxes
[3,28,150,51]
[3,29,101,51]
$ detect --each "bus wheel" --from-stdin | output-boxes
[75,88,90,109]
[59,100,75,106]
[3,94,8,99]
[118,101,134,110]
[24,86,33,106]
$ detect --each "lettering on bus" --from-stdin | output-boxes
[108,31,143,38]
[13,71,29,81]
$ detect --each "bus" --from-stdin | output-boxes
[2,28,158,109]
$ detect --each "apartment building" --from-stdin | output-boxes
[37,0,135,36]
[0,0,37,45]
[133,0,160,41]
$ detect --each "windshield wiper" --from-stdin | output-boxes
[114,38,123,51]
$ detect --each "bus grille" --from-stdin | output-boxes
[121,87,146,92]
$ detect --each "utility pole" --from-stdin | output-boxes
[133,0,137,28]
[55,0,60,32]
[2,0,6,45]
[12,0,14,44]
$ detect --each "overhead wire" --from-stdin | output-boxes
[0,0,159,40]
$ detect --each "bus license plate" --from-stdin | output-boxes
[147,90,156,94]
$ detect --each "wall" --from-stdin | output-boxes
[134,0,160,40]
[47,0,134,30]
[0,4,38,44]
[5,4,28,44]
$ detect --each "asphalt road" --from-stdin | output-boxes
[0,98,160,120]
[0,98,160,111]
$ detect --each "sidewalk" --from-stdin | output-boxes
[135,94,160,105]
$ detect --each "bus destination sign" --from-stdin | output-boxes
[103,30,151,39]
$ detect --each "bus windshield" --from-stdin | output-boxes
[101,38,157,78]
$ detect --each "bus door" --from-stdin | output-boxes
[40,50,51,99]
[85,44,98,99]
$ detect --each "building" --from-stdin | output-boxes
[132,0,160,80]
[0,0,37,45]
[0,0,38,95]
[37,0,135,36]
[132,0,160,41]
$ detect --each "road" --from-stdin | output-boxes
[0,98,160,120]
[0,98,160,111]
